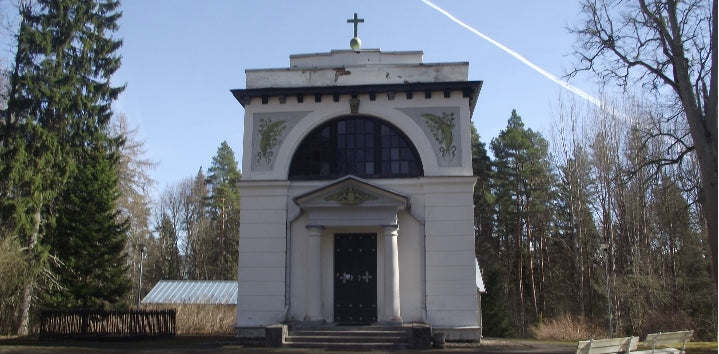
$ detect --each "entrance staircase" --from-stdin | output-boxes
[281,325,413,350]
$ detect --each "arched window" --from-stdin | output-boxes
[289,116,423,180]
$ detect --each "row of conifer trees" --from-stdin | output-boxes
[473,106,715,340]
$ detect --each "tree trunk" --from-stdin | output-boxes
[539,221,547,317]
[662,0,718,280]
[576,230,586,318]
[17,278,34,336]
[526,208,539,318]
[17,207,42,336]
[516,195,525,331]
[695,130,718,279]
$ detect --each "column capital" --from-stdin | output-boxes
[305,224,325,231]
[381,224,398,231]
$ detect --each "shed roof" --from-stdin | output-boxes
[142,280,237,305]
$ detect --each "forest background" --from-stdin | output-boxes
[0,0,716,341]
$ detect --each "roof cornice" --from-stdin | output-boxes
[230,81,483,116]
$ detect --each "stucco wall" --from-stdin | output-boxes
[423,178,479,327]
[235,50,480,332]
[236,181,289,327]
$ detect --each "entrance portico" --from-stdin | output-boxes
[293,176,407,325]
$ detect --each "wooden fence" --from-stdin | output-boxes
[39,309,176,341]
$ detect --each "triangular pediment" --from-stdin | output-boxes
[293,175,409,210]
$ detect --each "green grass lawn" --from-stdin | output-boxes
[676,342,718,354]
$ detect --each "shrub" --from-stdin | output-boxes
[143,304,235,335]
[0,237,29,335]
[529,314,607,341]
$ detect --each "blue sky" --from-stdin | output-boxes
[8,1,602,195]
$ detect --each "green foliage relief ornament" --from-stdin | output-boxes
[325,185,377,205]
[423,112,456,160]
[256,118,286,164]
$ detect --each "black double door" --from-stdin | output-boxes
[333,233,377,324]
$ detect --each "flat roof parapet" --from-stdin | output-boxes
[290,50,424,68]
[244,49,468,89]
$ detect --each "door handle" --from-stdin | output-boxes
[357,271,373,283]
[337,272,354,284]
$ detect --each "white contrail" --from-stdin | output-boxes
[421,0,602,108]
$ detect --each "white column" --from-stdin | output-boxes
[383,225,402,324]
[305,225,324,323]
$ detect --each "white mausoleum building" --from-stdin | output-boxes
[232,38,482,340]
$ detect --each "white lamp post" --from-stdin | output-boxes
[137,243,147,309]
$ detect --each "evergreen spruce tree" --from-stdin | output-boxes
[45,139,129,308]
[154,211,181,280]
[0,121,66,333]
[481,267,517,337]
[0,0,126,327]
[18,0,124,146]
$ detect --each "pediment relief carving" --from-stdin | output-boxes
[324,185,378,205]
[294,175,408,210]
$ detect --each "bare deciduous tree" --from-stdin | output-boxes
[108,113,156,303]
[571,0,717,277]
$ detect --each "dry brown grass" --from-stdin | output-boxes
[529,314,608,341]
[142,304,235,335]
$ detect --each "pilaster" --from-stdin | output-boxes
[304,225,325,324]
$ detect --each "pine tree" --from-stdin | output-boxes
[206,141,241,280]
[471,125,494,264]
[490,110,556,332]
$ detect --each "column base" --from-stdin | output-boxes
[380,318,403,327]
[302,317,326,326]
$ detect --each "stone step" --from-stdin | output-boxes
[290,325,406,331]
[286,334,405,343]
[282,326,410,350]
[283,341,407,351]
[289,330,407,337]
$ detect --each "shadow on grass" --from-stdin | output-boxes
[0,335,716,353]
[0,335,268,353]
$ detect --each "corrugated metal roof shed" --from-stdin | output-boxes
[142,280,237,305]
